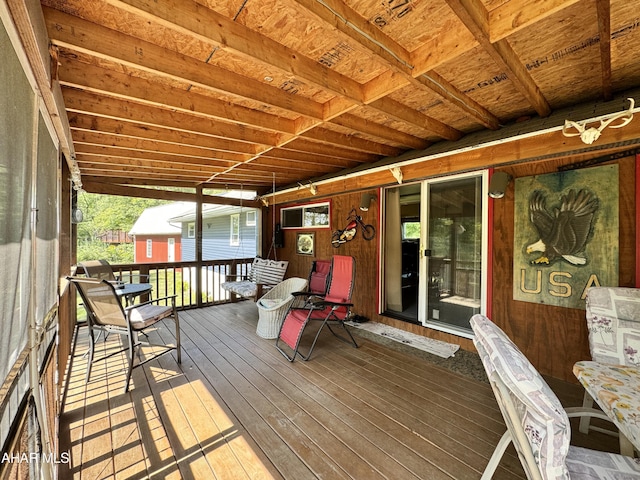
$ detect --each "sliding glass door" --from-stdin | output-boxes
[383,171,488,336]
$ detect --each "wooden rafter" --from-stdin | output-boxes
[15,0,639,192]
[446,0,552,117]
[596,0,612,100]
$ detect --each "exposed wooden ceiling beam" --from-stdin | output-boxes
[58,57,299,135]
[330,114,430,150]
[76,157,225,176]
[293,0,412,68]
[488,0,581,42]
[82,178,264,204]
[293,0,499,130]
[103,0,367,101]
[264,148,373,168]
[72,132,253,164]
[596,0,612,100]
[416,72,501,130]
[63,87,285,147]
[370,97,463,141]
[301,127,403,156]
[43,7,325,119]
[45,4,469,145]
[68,114,262,157]
[446,0,552,117]
[74,144,236,167]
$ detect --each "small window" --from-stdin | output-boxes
[230,214,240,246]
[146,239,152,258]
[402,222,420,240]
[281,201,330,229]
[246,210,256,226]
[187,223,195,238]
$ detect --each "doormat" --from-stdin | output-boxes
[345,321,459,359]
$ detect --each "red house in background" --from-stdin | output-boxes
[129,202,193,263]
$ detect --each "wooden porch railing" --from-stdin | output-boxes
[112,258,255,309]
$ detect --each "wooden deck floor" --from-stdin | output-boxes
[59,302,618,480]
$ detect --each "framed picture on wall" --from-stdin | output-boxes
[296,233,315,256]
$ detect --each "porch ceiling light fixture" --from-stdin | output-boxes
[488,171,511,199]
[389,166,403,184]
[359,192,377,211]
[562,97,635,145]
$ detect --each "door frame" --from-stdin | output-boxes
[379,170,490,338]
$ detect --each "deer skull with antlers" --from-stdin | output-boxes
[562,98,635,144]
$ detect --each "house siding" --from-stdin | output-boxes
[181,212,258,261]
[134,235,182,263]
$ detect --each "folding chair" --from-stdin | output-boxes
[276,255,358,361]
[470,314,634,479]
[307,259,332,296]
[68,276,181,393]
[80,259,150,284]
[80,259,152,305]
[578,287,640,441]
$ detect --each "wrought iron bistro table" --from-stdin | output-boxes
[114,282,153,307]
[573,361,640,456]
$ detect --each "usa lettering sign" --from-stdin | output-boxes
[512,164,619,308]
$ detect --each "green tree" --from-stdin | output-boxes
[77,192,167,263]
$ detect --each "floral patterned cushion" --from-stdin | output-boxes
[221,280,258,298]
[586,287,640,365]
[566,445,640,478]
[573,361,640,453]
[471,314,570,480]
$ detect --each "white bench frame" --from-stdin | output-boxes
[221,258,289,301]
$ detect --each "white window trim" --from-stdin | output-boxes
[187,222,195,238]
[146,239,153,258]
[246,210,256,226]
[230,214,240,246]
[280,201,331,229]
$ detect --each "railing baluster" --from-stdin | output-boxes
[110,258,253,310]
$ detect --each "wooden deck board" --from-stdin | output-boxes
[60,302,620,480]
[188,310,418,480]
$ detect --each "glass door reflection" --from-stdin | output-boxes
[425,175,483,333]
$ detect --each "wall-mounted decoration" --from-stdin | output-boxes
[296,233,314,256]
[331,208,376,248]
[513,164,619,309]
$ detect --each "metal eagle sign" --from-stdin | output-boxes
[513,164,619,309]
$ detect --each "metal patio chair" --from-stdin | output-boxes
[470,314,635,479]
[276,255,358,361]
[79,259,150,284]
[80,259,152,305]
[68,276,181,393]
[578,287,640,440]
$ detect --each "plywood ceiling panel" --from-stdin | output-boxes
[27,0,640,193]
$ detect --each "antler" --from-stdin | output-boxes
[562,120,585,137]
[601,97,635,130]
[562,98,635,144]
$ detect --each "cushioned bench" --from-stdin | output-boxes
[221,258,289,301]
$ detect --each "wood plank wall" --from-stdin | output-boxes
[270,191,381,324]
[267,154,637,383]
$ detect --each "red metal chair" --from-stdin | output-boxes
[307,258,331,295]
[276,255,358,361]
